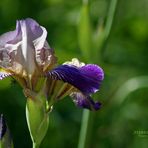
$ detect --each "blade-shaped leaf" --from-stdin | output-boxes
[78,1,93,60]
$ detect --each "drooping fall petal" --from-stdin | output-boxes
[47,62,104,110]
[48,64,104,95]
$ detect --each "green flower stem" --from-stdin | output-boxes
[104,0,118,40]
[78,0,118,148]
[78,110,94,148]
[33,142,40,148]
[100,0,118,57]
[94,0,118,63]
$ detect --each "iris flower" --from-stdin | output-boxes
[0,18,104,111]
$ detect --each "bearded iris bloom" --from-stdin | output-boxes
[0,18,104,147]
[0,18,104,111]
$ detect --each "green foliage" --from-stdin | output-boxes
[78,1,93,60]
[0,0,148,148]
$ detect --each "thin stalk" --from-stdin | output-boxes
[100,0,118,56]
[33,142,40,148]
[77,0,118,148]
[78,106,95,148]
[78,110,93,148]
[104,0,118,40]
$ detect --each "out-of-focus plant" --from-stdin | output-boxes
[78,0,93,60]
[78,0,118,62]
[0,114,13,148]
[112,76,148,105]
[77,0,118,148]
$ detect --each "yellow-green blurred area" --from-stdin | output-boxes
[0,0,148,148]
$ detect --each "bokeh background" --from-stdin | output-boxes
[0,0,148,147]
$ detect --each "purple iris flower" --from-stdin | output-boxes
[0,18,104,111]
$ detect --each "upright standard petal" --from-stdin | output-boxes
[0,18,57,78]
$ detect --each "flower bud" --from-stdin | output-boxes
[25,89,49,147]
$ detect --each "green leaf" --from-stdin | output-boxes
[113,76,148,105]
[78,1,93,60]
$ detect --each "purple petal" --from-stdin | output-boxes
[0,71,11,80]
[70,92,102,110]
[0,18,57,75]
[48,64,104,95]
[0,20,22,47]
[2,18,44,46]
[20,18,43,39]
[0,31,18,47]
[1,18,44,46]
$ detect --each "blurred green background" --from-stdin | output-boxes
[0,0,148,147]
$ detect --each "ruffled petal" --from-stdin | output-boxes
[70,92,101,110]
[19,18,57,72]
[0,22,21,47]
[0,18,57,76]
[48,64,104,95]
